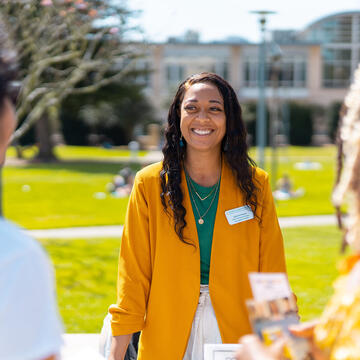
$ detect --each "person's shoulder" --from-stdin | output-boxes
[135,161,163,183]
[0,221,63,360]
[252,166,269,187]
[0,218,48,265]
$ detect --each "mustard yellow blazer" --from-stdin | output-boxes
[110,159,286,359]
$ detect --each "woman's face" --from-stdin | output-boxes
[180,82,226,156]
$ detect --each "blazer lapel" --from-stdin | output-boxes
[181,165,199,246]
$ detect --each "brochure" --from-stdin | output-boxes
[247,273,312,360]
[204,344,241,360]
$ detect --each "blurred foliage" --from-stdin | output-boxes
[0,0,154,154]
[288,102,314,146]
[61,81,158,146]
[243,101,322,146]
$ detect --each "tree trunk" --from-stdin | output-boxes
[35,112,57,162]
[13,140,23,159]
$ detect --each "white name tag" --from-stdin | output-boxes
[225,205,254,225]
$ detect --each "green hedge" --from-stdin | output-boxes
[243,101,315,146]
[288,102,313,146]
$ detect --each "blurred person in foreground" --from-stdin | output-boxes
[236,64,360,360]
[0,18,63,360]
[105,72,287,360]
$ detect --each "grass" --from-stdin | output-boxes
[3,145,337,229]
[41,225,344,333]
[6,145,147,160]
[284,225,345,321]
[41,237,120,333]
[267,147,336,217]
[3,163,137,229]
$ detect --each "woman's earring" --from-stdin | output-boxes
[179,135,184,148]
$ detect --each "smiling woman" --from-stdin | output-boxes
[105,72,287,360]
[180,82,226,160]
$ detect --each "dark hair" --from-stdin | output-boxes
[0,17,18,111]
[160,72,259,243]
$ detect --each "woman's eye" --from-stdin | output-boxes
[210,107,222,112]
[184,106,196,111]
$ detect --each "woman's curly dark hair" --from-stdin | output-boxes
[160,72,259,243]
[0,16,18,111]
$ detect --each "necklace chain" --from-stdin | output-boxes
[187,176,218,201]
[185,171,221,225]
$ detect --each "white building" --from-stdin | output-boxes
[134,10,360,122]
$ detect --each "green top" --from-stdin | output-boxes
[186,174,220,284]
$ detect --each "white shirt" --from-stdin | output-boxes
[0,218,63,360]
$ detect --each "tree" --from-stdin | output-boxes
[0,0,142,160]
[75,82,157,145]
[288,102,313,146]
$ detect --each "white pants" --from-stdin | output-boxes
[99,286,222,360]
[99,313,112,359]
[183,285,222,360]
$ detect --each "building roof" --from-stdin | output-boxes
[303,10,360,30]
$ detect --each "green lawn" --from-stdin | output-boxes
[41,237,120,333]
[3,163,137,229]
[268,147,336,217]
[6,145,147,160]
[284,226,345,321]
[3,145,337,229]
[41,225,344,333]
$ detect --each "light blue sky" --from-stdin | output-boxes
[127,0,360,43]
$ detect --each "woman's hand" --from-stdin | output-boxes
[108,334,132,360]
[289,320,327,360]
[236,335,285,360]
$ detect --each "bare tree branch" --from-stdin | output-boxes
[1,0,143,143]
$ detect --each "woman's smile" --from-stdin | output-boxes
[192,128,214,136]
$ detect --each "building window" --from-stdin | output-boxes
[243,56,306,88]
[322,48,351,88]
[304,16,352,43]
[279,62,294,87]
[244,60,258,87]
[166,64,185,85]
[299,13,359,88]
[212,62,229,80]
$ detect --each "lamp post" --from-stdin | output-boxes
[269,43,282,190]
[251,10,276,169]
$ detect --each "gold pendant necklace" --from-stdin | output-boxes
[186,171,221,225]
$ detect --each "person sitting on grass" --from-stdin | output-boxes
[108,167,135,198]
[273,173,304,201]
[0,17,63,360]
